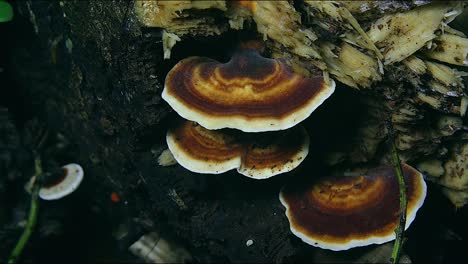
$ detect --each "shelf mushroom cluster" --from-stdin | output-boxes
[161,43,428,251]
[162,43,336,179]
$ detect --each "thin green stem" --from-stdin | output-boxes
[8,157,42,264]
[388,124,407,264]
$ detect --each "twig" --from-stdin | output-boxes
[388,123,407,264]
[8,157,42,264]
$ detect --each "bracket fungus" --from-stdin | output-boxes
[162,47,335,132]
[39,163,84,201]
[279,163,426,251]
[166,120,309,179]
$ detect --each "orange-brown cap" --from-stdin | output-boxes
[166,120,309,179]
[162,49,335,132]
[279,163,427,250]
[229,0,257,14]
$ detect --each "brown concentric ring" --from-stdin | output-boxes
[162,49,335,132]
[167,120,309,179]
[279,163,427,250]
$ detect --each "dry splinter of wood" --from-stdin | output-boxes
[129,232,192,263]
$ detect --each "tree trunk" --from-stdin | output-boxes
[2,1,466,263]
[2,1,300,262]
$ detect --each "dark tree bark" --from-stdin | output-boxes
[3,1,302,262]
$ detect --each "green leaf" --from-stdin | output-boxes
[0,1,13,23]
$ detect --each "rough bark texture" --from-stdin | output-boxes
[4,1,301,262]
[1,1,466,263]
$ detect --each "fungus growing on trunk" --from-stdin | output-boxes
[39,163,84,200]
[279,163,426,250]
[166,120,309,179]
[162,47,335,132]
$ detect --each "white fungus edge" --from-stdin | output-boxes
[166,126,310,179]
[162,79,336,133]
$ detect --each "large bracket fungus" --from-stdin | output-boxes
[162,47,335,132]
[279,163,427,251]
[166,120,309,179]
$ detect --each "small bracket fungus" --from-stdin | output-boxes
[39,163,84,200]
[166,120,309,179]
[279,163,427,251]
[162,48,335,132]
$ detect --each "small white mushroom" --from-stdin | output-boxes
[39,163,84,200]
[246,239,254,247]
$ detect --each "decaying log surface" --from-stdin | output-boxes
[3,1,301,262]
[1,1,466,263]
